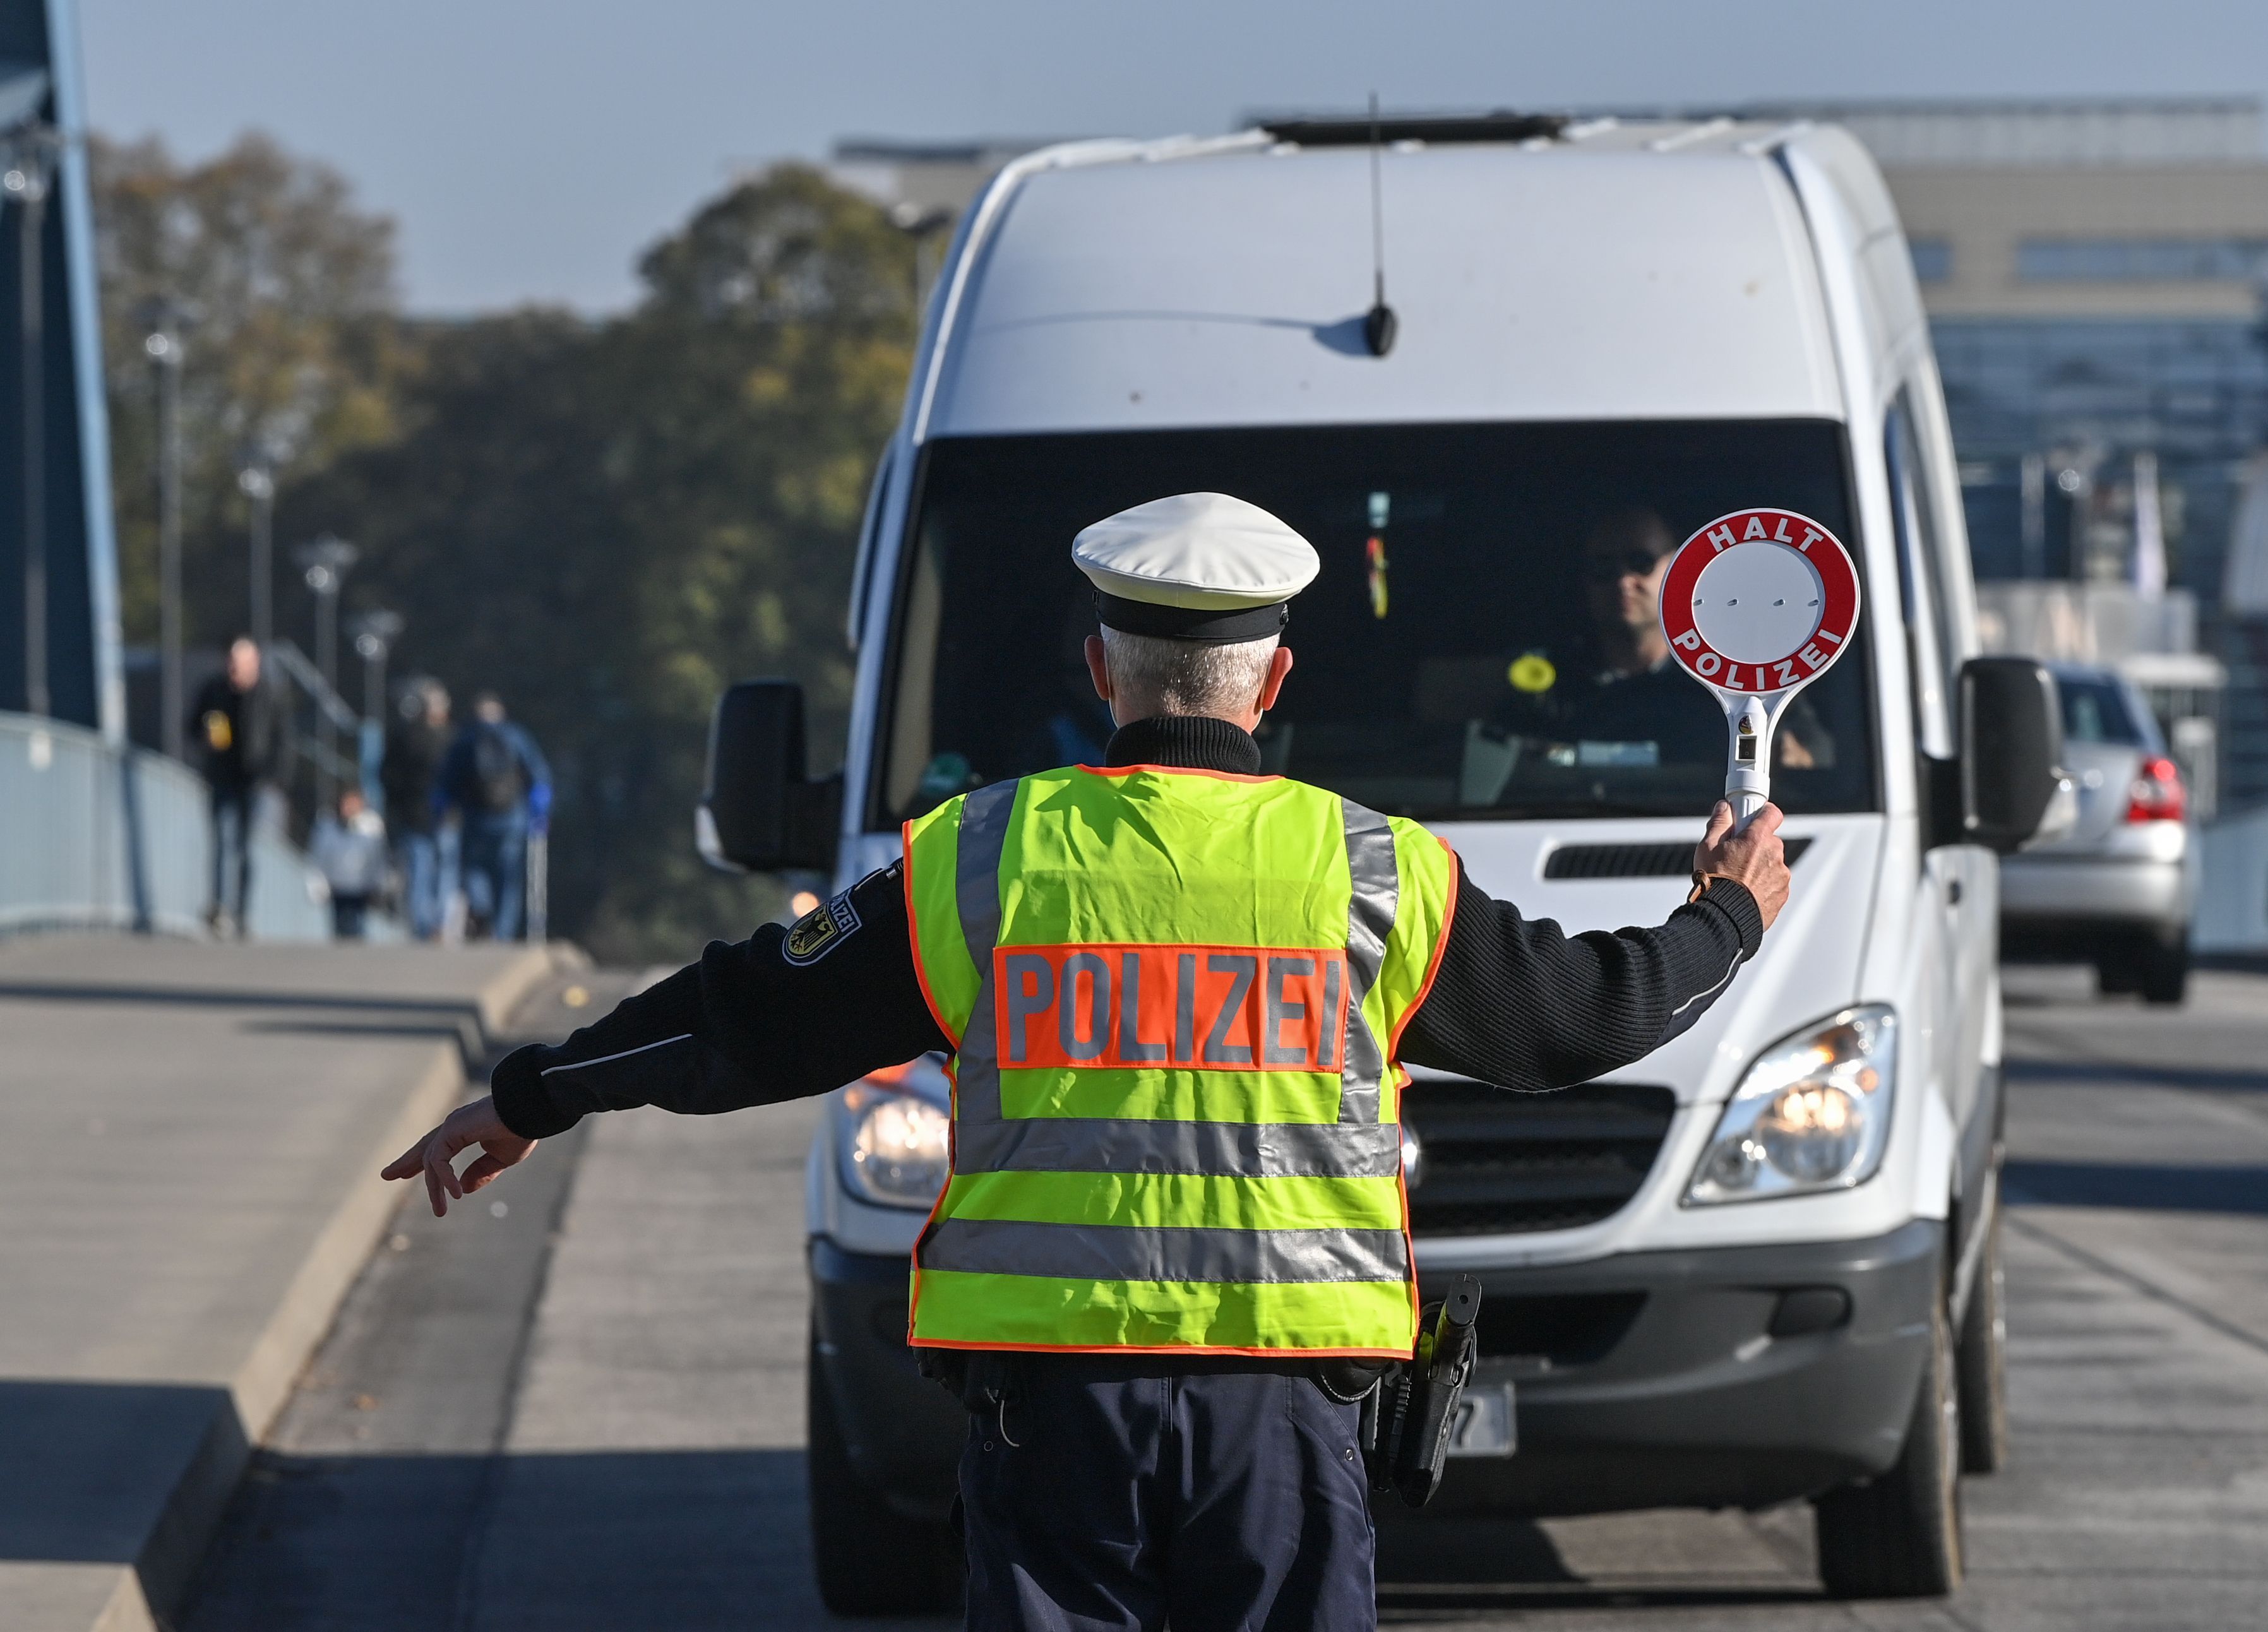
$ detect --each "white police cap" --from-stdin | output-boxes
[1073,492,1320,643]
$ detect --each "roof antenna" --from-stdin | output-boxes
[1363,91,1397,357]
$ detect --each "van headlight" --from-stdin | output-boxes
[1686,1006,1896,1205]
[835,1080,951,1209]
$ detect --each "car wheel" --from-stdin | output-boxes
[2095,945,2141,996]
[1815,1278,1964,1599]
[2139,931,2189,1006]
[808,1330,963,1616]
[1955,1198,2009,1474]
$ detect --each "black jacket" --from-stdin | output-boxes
[188,672,287,790]
[381,718,451,836]
[491,715,1760,1138]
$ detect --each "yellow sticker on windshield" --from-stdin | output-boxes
[1508,653,1557,694]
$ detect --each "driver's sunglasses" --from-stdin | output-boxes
[1584,550,1666,583]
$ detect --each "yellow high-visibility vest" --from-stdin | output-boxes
[901,761,1458,1357]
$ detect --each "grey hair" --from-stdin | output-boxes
[1100,628,1279,718]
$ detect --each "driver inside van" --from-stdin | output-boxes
[1569,507,1829,770]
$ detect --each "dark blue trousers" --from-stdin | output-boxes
[958,1357,1376,1632]
[459,814,527,939]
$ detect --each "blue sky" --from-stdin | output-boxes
[77,0,2268,314]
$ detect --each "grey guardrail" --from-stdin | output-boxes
[0,710,331,940]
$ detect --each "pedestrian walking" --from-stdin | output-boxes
[384,494,1791,1631]
[310,787,390,939]
[381,678,454,939]
[187,636,287,938]
[435,692,551,941]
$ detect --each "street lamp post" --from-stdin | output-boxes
[347,607,402,725]
[144,311,186,758]
[347,608,402,814]
[5,123,60,719]
[294,533,358,804]
[239,463,275,652]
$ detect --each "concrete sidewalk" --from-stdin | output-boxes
[0,936,564,1632]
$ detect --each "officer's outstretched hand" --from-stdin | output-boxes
[1693,801,1791,932]
[381,1095,535,1218]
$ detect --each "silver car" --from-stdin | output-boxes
[2000,664,2197,1004]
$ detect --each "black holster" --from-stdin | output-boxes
[1359,1275,1483,1508]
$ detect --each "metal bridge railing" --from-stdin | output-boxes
[0,710,331,939]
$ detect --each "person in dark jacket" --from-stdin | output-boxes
[188,637,287,938]
[381,679,453,940]
[435,692,551,941]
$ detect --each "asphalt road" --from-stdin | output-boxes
[181,963,2268,1630]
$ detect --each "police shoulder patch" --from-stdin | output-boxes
[783,888,863,965]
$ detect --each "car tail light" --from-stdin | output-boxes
[2125,756,2185,824]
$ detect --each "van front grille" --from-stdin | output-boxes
[1472,1292,1646,1369]
[1402,1078,1677,1236]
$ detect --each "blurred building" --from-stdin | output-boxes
[1764,99,2268,806]
[1762,99,2268,595]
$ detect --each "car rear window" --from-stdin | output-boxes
[2058,676,2147,746]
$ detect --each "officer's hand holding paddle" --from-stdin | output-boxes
[1692,798,1790,929]
[382,1095,532,1217]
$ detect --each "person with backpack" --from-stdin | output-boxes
[435,691,551,940]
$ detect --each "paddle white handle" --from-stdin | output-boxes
[1725,696,1772,830]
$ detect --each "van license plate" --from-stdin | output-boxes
[1446,1382,1516,1458]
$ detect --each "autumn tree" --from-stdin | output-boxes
[92,132,406,649]
[286,165,919,958]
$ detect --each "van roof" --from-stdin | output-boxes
[918,119,1912,441]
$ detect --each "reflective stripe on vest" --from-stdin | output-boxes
[900,764,1457,1357]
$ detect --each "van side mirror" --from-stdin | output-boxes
[697,681,842,874]
[1952,657,2068,854]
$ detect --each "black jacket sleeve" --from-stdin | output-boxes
[1398,865,1762,1093]
[489,862,950,1139]
[491,850,1763,1135]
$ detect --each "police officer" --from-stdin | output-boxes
[385,492,1790,1631]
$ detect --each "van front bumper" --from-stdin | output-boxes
[1412,1218,1942,1517]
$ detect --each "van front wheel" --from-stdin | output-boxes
[808,1332,963,1617]
[1956,1202,2010,1474]
[1814,1285,1964,1599]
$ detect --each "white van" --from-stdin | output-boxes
[700,112,2066,1614]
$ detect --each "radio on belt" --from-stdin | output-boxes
[1657,507,1862,828]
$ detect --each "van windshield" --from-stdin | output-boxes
[872,421,1877,827]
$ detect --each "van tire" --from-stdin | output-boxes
[2139,932,2188,1006]
[1815,1285,1964,1599]
[1955,1205,2009,1474]
[808,1333,963,1616]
